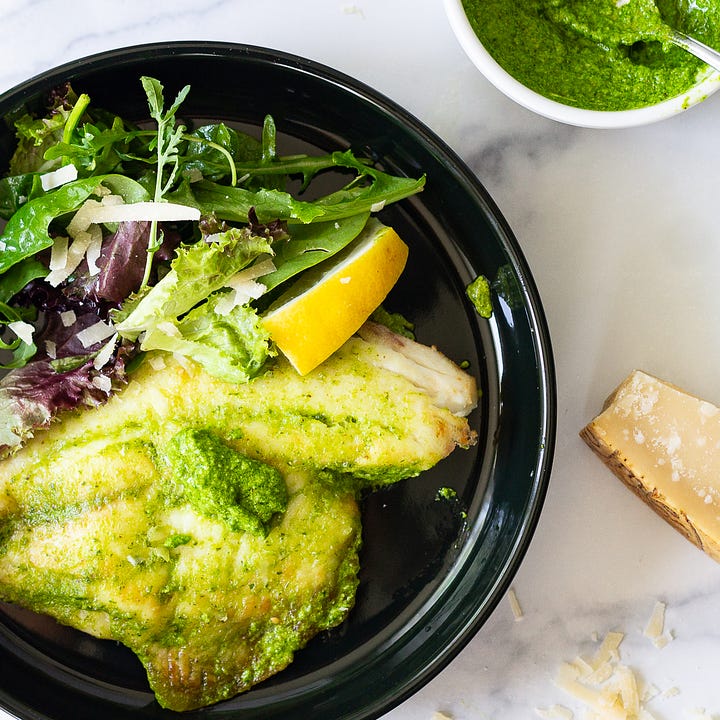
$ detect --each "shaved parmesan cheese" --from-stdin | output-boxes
[80,201,200,224]
[644,601,665,640]
[93,334,118,370]
[370,200,386,212]
[643,601,673,649]
[68,198,106,237]
[431,712,454,720]
[76,321,116,349]
[7,321,35,346]
[535,705,574,719]
[67,194,124,238]
[101,193,125,207]
[46,232,93,287]
[226,258,277,286]
[40,163,78,191]
[85,224,104,276]
[508,587,524,621]
[213,258,276,315]
[688,710,714,720]
[214,281,266,316]
[45,340,57,359]
[92,375,112,394]
[591,631,624,669]
[548,609,700,720]
[48,236,69,271]
[616,663,641,716]
[148,354,167,371]
[60,310,77,327]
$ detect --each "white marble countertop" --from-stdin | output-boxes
[2,1,720,719]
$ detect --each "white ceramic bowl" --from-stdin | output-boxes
[444,0,720,129]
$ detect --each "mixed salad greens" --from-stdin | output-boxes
[0,76,425,452]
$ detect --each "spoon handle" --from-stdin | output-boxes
[670,29,720,72]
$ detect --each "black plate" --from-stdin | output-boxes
[0,42,555,720]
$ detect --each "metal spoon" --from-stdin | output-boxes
[669,29,720,71]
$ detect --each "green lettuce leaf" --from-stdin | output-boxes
[114,227,273,338]
[9,109,71,175]
[139,295,272,384]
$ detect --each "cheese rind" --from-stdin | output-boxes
[580,370,720,563]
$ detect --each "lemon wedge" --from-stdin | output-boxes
[262,218,408,375]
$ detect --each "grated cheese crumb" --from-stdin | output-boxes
[93,334,118,370]
[643,601,673,649]
[92,375,112,395]
[535,704,574,719]
[85,224,104,276]
[7,320,35,346]
[60,310,77,327]
[148,354,167,371]
[686,710,714,720]
[643,601,666,642]
[508,587,524,621]
[76,320,116,349]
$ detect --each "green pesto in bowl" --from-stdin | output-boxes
[462,0,720,111]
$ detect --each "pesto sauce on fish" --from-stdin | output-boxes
[164,427,288,535]
[0,348,476,710]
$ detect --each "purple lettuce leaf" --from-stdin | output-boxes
[66,221,181,305]
[0,343,130,456]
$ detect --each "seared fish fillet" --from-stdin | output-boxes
[0,326,477,710]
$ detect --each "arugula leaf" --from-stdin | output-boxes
[114,227,273,338]
[169,150,425,224]
[139,76,192,288]
[182,123,242,183]
[138,295,272,384]
[0,174,150,276]
[44,116,142,177]
[142,76,190,200]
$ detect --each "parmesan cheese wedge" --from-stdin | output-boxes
[580,370,720,562]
